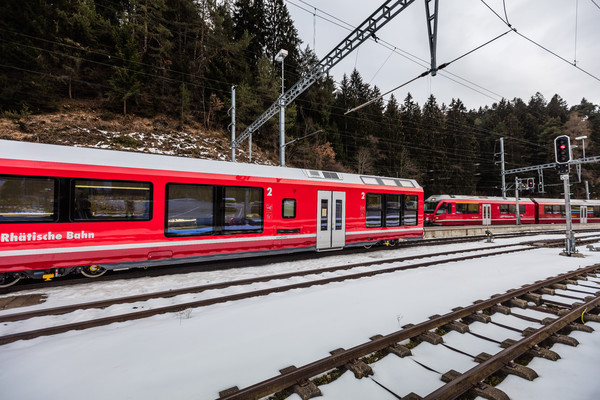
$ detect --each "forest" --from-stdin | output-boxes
[1,0,600,198]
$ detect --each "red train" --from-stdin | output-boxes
[424,195,600,226]
[0,140,424,287]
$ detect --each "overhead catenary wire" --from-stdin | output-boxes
[285,0,506,103]
[344,29,513,115]
[480,0,600,83]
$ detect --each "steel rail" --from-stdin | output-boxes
[422,293,600,400]
[216,264,600,400]
[0,246,534,345]
[0,242,535,323]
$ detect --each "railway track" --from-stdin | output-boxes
[3,229,599,294]
[2,236,600,347]
[216,265,600,400]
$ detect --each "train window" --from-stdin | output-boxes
[593,207,600,217]
[385,194,400,227]
[282,199,296,219]
[0,175,57,223]
[223,186,263,233]
[335,200,343,230]
[366,194,383,228]
[166,184,214,236]
[456,203,479,214]
[544,205,563,215]
[500,204,510,214]
[402,195,418,226]
[320,199,328,231]
[72,180,151,222]
[436,202,451,214]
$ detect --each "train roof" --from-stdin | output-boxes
[425,194,600,205]
[0,139,422,189]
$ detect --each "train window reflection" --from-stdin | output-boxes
[282,199,296,219]
[385,194,400,227]
[402,195,418,226]
[366,194,382,228]
[73,180,151,221]
[167,184,214,236]
[223,187,263,233]
[0,175,57,223]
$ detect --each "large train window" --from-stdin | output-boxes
[72,179,152,221]
[166,184,214,236]
[402,195,418,226]
[385,194,400,227]
[223,186,263,233]
[0,175,57,223]
[366,194,383,227]
[282,199,296,219]
[456,203,479,214]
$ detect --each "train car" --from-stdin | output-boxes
[0,140,424,287]
[425,194,600,226]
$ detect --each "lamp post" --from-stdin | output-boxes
[275,49,288,167]
[576,135,589,199]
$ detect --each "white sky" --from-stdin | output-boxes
[2,234,600,399]
[286,0,600,110]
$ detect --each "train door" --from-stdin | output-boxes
[482,204,492,226]
[580,206,588,224]
[317,191,346,250]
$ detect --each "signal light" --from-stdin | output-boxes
[538,183,543,192]
[554,135,571,164]
[527,178,534,189]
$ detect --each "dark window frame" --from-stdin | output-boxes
[367,192,419,228]
[0,174,59,224]
[165,183,264,238]
[165,183,215,237]
[282,198,297,219]
[71,178,153,222]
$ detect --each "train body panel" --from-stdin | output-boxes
[0,140,423,283]
[425,195,600,226]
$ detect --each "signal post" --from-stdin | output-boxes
[555,135,579,257]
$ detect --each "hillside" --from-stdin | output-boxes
[0,100,275,165]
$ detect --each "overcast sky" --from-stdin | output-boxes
[285,0,600,110]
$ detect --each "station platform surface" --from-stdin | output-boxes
[423,223,600,239]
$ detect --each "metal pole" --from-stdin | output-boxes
[562,172,575,255]
[585,180,590,200]
[279,58,286,167]
[249,132,252,163]
[230,86,236,162]
[515,176,521,225]
[500,137,506,197]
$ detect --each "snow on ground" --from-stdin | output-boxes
[1,234,600,400]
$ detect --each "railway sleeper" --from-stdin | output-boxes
[490,304,511,315]
[329,348,373,379]
[474,352,538,381]
[402,324,444,345]
[428,314,470,334]
[462,312,491,324]
[500,338,560,361]
[441,370,509,400]
[522,327,579,347]
[519,292,542,305]
[371,335,413,357]
[278,367,322,400]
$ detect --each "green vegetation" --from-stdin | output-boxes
[1,1,599,196]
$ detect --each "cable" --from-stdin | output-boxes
[590,0,600,10]
[345,29,512,115]
[480,0,600,83]
[285,0,506,103]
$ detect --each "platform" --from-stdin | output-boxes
[424,223,600,239]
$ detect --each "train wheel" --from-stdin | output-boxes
[387,239,398,247]
[81,265,107,278]
[0,274,20,288]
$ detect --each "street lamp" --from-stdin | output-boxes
[576,135,589,199]
[275,49,288,167]
[575,135,588,159]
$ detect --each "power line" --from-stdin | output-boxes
[480,0,600,83]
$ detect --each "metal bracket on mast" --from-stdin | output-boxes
[424,0,439,75]
[233,0,417,150]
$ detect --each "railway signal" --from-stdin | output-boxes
[527,178,534,190]
[555,135,571,164]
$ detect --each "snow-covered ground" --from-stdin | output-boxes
[1,233,600,400]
